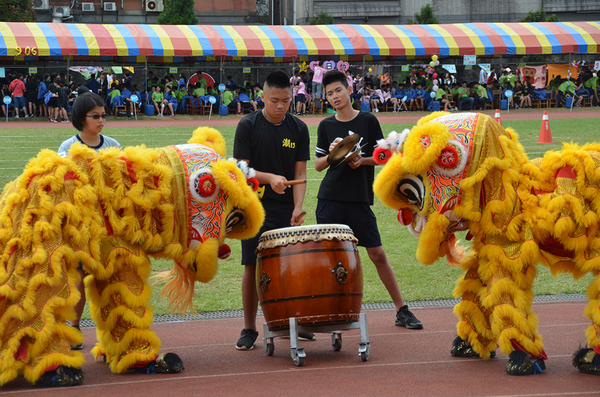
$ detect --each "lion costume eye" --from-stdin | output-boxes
[397,174,425,210]
[189,168,220,203]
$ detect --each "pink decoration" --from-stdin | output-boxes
[337,60,350,72]
[309,61,320,71]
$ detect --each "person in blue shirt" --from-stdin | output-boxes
[414,83,425,110]
[123,72,133,91]
[177,73,186,90]
[37,76,48,118]
[87,76,99,94]
[163,86,178,117]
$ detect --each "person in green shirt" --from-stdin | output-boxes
[474,82,489,110]
[192,82,205,98]
[584,73,599,105]
[152,86,165,116]
[222,86,237,113]
[250,85,263,111]
[173,84,185,113]
[457,81,474,110]
[507,71,517,89]
[107,83,121,114]
[434,84,451,111]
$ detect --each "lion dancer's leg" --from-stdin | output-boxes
[85,248,182,374]
[573,273,600,374]
[0,243,84,387]
[452,253,496,359]
[484,251,546,375]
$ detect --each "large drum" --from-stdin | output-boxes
[256,224,363,330]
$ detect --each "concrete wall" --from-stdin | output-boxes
[35,0,256,24]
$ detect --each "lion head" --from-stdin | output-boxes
[374,112,527,266]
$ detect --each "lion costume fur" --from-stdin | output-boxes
[373,111,600,375]
[0,127,264,385]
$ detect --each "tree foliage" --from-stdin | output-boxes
[256,0,269,25]
[0,0,35,22]
[520,8,559,22]
[157,0,198,25]
[414,4,439,24]
[310,11,333,25]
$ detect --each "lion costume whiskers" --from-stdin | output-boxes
[0,127,264,386]
[373,112,600,375]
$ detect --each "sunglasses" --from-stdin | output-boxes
[86,114,108,120]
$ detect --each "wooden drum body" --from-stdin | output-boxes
[256,224,363,331]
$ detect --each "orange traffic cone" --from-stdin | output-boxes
[538,111,553,143]
[494,109,501,126]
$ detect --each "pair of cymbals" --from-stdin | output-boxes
[327,134,366,167]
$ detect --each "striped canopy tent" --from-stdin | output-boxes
[1,21,600,59]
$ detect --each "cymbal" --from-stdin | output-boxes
[327,134,360,166]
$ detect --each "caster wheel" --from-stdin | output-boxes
[332,338,342,352]
[266,343,274,356]
[294,355,304,367]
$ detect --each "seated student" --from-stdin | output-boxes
[413,83,425,111]
[107,82,121,110]
[369,85,384,113]
[222,85,237,113]
[162,86,178,117]
[236,88,252,116]
[584,72,599,105]
[120,84,134,117]
[457,81,474,110]
[400,84,414,111]
[192,81,206,98]
[250,85,263,112]
[152,86,164,116]
[173,84,185,113]
[473,82,489,110]
[434,84,452,112]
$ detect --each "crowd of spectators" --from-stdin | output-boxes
[2,65,598,121]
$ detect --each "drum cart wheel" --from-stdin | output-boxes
[262,313,370,367]
[264,338,275,356]
[331,332,342,351]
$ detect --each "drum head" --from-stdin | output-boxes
[257,224,357,252]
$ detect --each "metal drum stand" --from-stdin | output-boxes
[262,312,370,367]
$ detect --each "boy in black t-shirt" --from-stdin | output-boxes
[315,70,423,330]
[233,70,313,350]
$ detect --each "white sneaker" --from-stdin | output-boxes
[15,114,19,119]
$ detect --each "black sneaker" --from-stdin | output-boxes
[70,325,83,350]
[395,305,423,329]
[235,328,259,350]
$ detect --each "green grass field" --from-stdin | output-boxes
[0,115,597,318]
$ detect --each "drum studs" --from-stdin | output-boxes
[259,271,271,293]
[332,262,349,284]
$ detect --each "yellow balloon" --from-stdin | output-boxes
[432,55,438,62]
[368,68,373,72]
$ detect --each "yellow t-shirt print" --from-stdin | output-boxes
[256,185,265,199]
[282,138,296,149]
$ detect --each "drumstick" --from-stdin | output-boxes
[286,179,307,186]
[294,211,306,224]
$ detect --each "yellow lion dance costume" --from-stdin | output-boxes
[374,112,600,375]
[0,127,264,387]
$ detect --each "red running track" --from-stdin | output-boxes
[1,301,599,397]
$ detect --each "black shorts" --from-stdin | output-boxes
[241,205,293,265]
[296,94,306,103]
[48,98,58,107]
[316,199,382,247]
